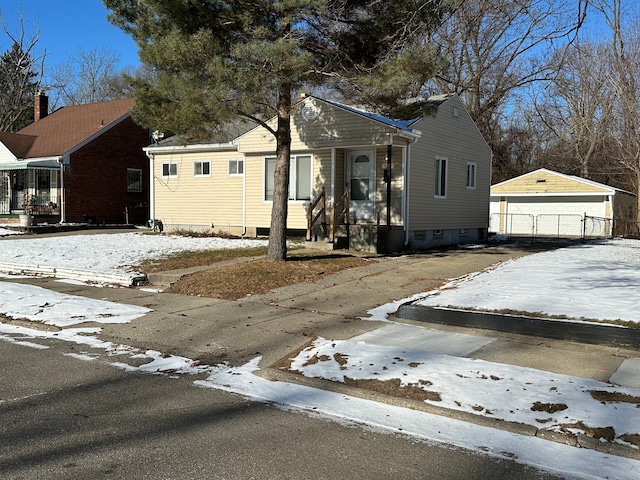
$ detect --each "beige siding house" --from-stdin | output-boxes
[490,168,635,238]
[144,94,492,253]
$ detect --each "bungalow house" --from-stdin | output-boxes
[144,94,492,253]
[0,95,151,226]
[489,168,636,238]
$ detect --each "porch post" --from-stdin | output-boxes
[386,140,392,227]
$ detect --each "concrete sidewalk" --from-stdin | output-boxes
[17,244,640,460]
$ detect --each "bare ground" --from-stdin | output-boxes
[139,247,375,300]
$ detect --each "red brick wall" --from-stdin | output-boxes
[63,117,151,225]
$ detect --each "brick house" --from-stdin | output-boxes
[0,95,151,225]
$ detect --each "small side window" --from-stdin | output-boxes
[127,168,143,192]
[229,159,244,176]
[194,161,211,176]
[466,162,477,189]
[162,163,177,177]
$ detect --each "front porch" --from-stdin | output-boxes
[0,169,61,220]
[305,187,404,254]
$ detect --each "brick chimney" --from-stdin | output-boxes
[34,91,49,121]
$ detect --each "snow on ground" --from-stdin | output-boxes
[0,231,268,278]
[1,234,640,478]
[288,337,640,445]
[0,227,23,236]
[414,239,640,324]
[0,281,150,326]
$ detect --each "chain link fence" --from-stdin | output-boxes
[489,213,639,243]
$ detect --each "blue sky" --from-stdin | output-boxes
[0,0,139,69]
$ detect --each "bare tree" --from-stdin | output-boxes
[536,41,616,179]
[0,11,44,131]
[593,0,640,227]
[427,0,588,179]
[47,47,124,105]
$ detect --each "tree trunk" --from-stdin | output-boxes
[636,168,640,235]
[266,85,292,262]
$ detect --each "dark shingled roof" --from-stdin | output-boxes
[3,98,135,158]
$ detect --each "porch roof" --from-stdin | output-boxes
[0,159,60,170]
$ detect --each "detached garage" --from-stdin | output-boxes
[489,169,635,238]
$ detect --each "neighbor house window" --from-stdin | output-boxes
[434,156,447,198]
[162,162,178,177]
[127,168,143,192]
[460,228,469,237]
[466,162,477,189]
[229,159,244,176]
[264,155,312,201]
[193,161,211,176]
[433,230,443,239]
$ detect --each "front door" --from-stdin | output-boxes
[347,150,375,221]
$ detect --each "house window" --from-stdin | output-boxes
[466,162,477,189]
[193,161,211,177]
[127,168,143,192]
[264,155,312,201]
[434,156,447,198]
[460,228,469,237]
[162,162,178,177]
[433,230,443,239]
[229,159,244,176]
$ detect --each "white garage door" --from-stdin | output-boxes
[506,196,607,237]
[505,196,606,216]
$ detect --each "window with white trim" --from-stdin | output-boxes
[193,161,211,176]
[466,162,477,189]
[161,162,178,177]
[264,155,312,201]
[434,156,447,198]
[127,168,143,192]
[229,159,244,176]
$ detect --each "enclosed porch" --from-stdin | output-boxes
[0,167,61,223]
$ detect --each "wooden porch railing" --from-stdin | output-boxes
[306,186,351,243]
[329,186,350,243]
[306,187,327,241]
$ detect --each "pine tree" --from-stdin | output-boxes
[0,42,39,131]
[104,0,448,260]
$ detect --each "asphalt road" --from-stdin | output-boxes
[0,337,566,480]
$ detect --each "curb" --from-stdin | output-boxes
[258,367,640,461]
[396,304,640,350]
[0,262,146,287]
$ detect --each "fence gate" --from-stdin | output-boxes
[489,213,535,238]
[535,214,583,238]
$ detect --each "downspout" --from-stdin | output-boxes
[608,193,614,237]
[242,155,247,236]
[145,149,155,224]
[57,155,66,223]
[403,135,419,247]
[330,148,336,211]
[386,135,393,228]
